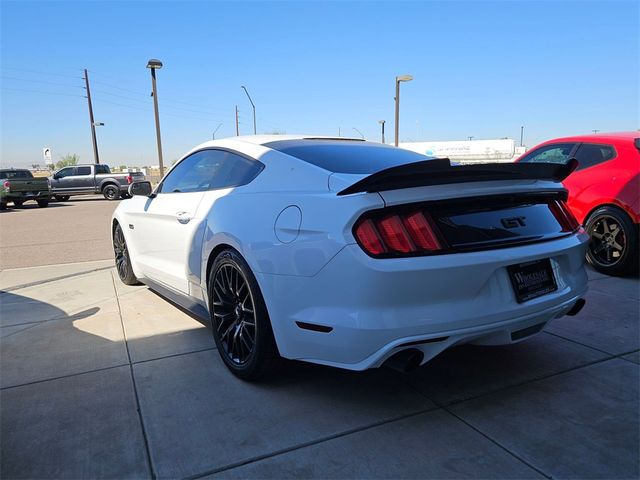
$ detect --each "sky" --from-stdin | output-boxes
[1,0,638,168]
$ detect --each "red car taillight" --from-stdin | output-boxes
[548,200,580,232]
[3,180,10,192]
[126,175,133,184]
[355,211,443,257]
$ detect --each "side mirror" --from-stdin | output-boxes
[52,173,59,180]
[128,181,153,197]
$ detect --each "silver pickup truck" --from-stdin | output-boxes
[50,164,145,201]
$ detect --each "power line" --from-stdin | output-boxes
[0,76,84,88]
[0,66,83,79]
[1,86,85,98]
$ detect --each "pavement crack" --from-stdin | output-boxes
[186,405,439,480]
[111,271,157,480]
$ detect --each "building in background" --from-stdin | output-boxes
[399,138,527,164]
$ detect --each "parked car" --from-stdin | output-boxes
[0,169,51,210]
[49,164,145,201]
[112,136,588,380]
[517,132,639,276]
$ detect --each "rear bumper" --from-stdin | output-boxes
[258,232,589,370]
[2,192,51,200]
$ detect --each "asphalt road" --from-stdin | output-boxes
[0,195,119,269]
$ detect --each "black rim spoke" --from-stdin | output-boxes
[211,263,256,365]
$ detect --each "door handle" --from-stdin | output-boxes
[176,211,192,224]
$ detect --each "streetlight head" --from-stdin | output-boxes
[379,120,385,124]
[147,59,163,69]
[396,74,413,82]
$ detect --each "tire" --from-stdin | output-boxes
[36,199,49,208]
[12,199,24,207]
[585,206,639,276]
[113,223,140,285]
[0,200,6,211]
[54,195,70,202]
[208,249,280,380]
[102,184,120,201]
[120,192,131,199]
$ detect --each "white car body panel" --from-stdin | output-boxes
[112,135,589,371]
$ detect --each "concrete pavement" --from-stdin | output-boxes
[0,261,638,479]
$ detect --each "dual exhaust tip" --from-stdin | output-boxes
[382,297,586,374]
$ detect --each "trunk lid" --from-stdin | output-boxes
[340,159,580,256]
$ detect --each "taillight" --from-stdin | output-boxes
[3,180,10,192]
[126,175,133,184]
[354,210,444,257]
[548,200,580,232]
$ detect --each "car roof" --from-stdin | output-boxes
[540,131,639,144]
[231,134,365,145]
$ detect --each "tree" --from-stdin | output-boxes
[55,153,79,170]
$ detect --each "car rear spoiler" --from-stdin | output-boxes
[337,158,579,196]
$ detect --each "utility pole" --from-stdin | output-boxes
[235,105,240,136]
[520,126,524,146]
[83,69,100,164]
[338,127,341,137]
[379,120,386,143]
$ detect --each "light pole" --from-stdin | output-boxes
[212,123,223,140]
[468,136,474,141]
[394,74,413,146]
[379,120,385,143]
[241,86,256,134]
[147,59,164,177]
[352,127,364,140]
[520,126,524,146]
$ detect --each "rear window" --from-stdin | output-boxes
[263,140,432,174]
[0,170,33,179]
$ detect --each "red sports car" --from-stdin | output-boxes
[517,132,639,276]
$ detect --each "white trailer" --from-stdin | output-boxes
[400,139,527,164]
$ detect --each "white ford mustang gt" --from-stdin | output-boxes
[112,135,588,379]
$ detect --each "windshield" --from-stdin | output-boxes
[264,140,433,174]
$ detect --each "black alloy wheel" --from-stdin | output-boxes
[12,199,24,207]
[113,223,139,285]
[103,185,120,200]
[36,199,49,208]
[212,263,257,365]
[586,206,638,276]
[209,249,279,380]
[54,195,70,201]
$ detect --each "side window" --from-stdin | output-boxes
[574,143,616,170]
[159,150,263,194]
[95,165,110,174]
[209,151,264,190]
[519,143,577,164]
[76,166,92,175]
[57,167,75,178]
[159,151,220,193]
